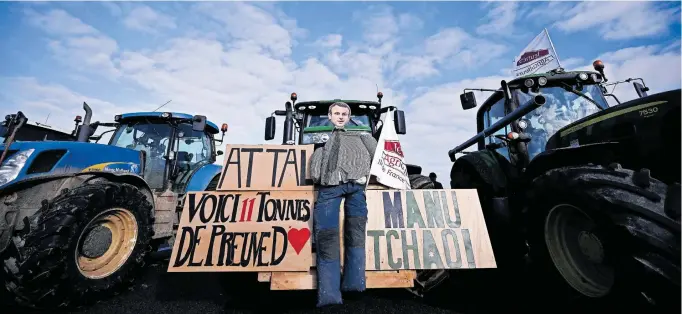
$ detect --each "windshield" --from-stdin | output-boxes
[515,84,607,159]
[109,122,173,189]
[301,114,372,144]
[305,114,371,128]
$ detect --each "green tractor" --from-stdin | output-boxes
[264,92,439,294]
[447,60,680,309]
[264,92,435,190]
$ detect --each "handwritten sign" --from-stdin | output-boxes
[364,189,496,270]
[168,190,314,272]
[217,144,315,191]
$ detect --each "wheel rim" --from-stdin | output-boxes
[75,208,138,279]
[544,204,614,298]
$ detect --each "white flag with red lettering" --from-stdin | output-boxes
[512,28,562,78]
[368,109,411,190]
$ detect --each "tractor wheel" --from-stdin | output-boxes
[408,174,435,189]
[406,174,443,297]
[450,165,526,267]
[2,181,154,309]
[525,164,680,312]
[421,165,527,312]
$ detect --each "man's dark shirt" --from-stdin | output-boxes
[433,180,444,189]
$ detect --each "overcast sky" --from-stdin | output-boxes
[1,1,680,180]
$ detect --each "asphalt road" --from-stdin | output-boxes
[1,252,669,314]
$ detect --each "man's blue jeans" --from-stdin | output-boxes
[313,181,368,307]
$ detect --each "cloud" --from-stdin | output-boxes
[476,2,519,36]
[2,2,680,182]
[314,34,343,48]
[550,2,680,40]
[23,8,98,35]
[576,44,681,106]
[123,5,176,34]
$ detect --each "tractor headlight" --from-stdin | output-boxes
[302,132,331,144]
[0,149,34,186]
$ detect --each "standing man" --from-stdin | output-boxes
[309,102,377,307]
[429,172,444,189]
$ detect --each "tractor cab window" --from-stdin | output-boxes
[483,96,511,160]
[174,123,213,172]
[109,122,173,189]
[516,84,605,159]
[306,114,370,128]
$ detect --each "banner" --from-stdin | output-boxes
[365,189,496,270]
[369,110,411,190]
[512,28,562,78]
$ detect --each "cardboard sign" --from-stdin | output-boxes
[168,190,314,272]
[364,189,496,270]
[217,144,316,191]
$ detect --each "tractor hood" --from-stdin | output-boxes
[0,141,144,188]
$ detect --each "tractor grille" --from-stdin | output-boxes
[26,149,67,174]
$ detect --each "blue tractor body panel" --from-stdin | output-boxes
[0,141,143,189]
[186,163,222,192]
[119,112,221,134]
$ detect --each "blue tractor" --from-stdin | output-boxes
[0,103,228,309]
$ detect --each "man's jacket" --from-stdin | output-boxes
[310,128,377,186]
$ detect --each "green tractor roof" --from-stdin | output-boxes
[294,99,380,107]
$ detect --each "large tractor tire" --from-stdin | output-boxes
[406,174,444,297]
[450,165,526,268]
[2,181,154,309]
[525,164,680,312]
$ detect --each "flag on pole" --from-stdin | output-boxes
[368,109,411,190]
[512,28,562,78]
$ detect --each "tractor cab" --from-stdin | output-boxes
[264,92,406,149]
[0,113,78,144]
[451,60,656,166]
[455,66,616,163]
[105,112,227,192]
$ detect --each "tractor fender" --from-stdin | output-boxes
[524,142,622,181]
[449,150,511,194]
[0,171,154,254]
[186,163,222,192]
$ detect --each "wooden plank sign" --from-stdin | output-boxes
[167,190,315,272]
[216,144,316,191]
[365,189,496,271]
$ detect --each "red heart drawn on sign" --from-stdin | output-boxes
[287,228,311,254]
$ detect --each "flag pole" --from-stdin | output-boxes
[544,28,563,69]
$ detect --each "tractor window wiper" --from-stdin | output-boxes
[560,82,599,107]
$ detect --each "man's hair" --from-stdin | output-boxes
[429,172,437,178]
[329,102,351,115]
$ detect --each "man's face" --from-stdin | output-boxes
[429,175,436,182]
[328,105,350,128]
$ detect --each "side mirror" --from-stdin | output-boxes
[634,82,649,98]
[217,150,223,156]
[265,116,276,140]
[460,91,477,110]
[192,115,207,132]
[394,110,406,135]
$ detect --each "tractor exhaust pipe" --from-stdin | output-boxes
[448,94,546,161]
[282,99,295,145]
[77,102,93,142]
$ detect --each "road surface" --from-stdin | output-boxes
[1,252,664,314]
